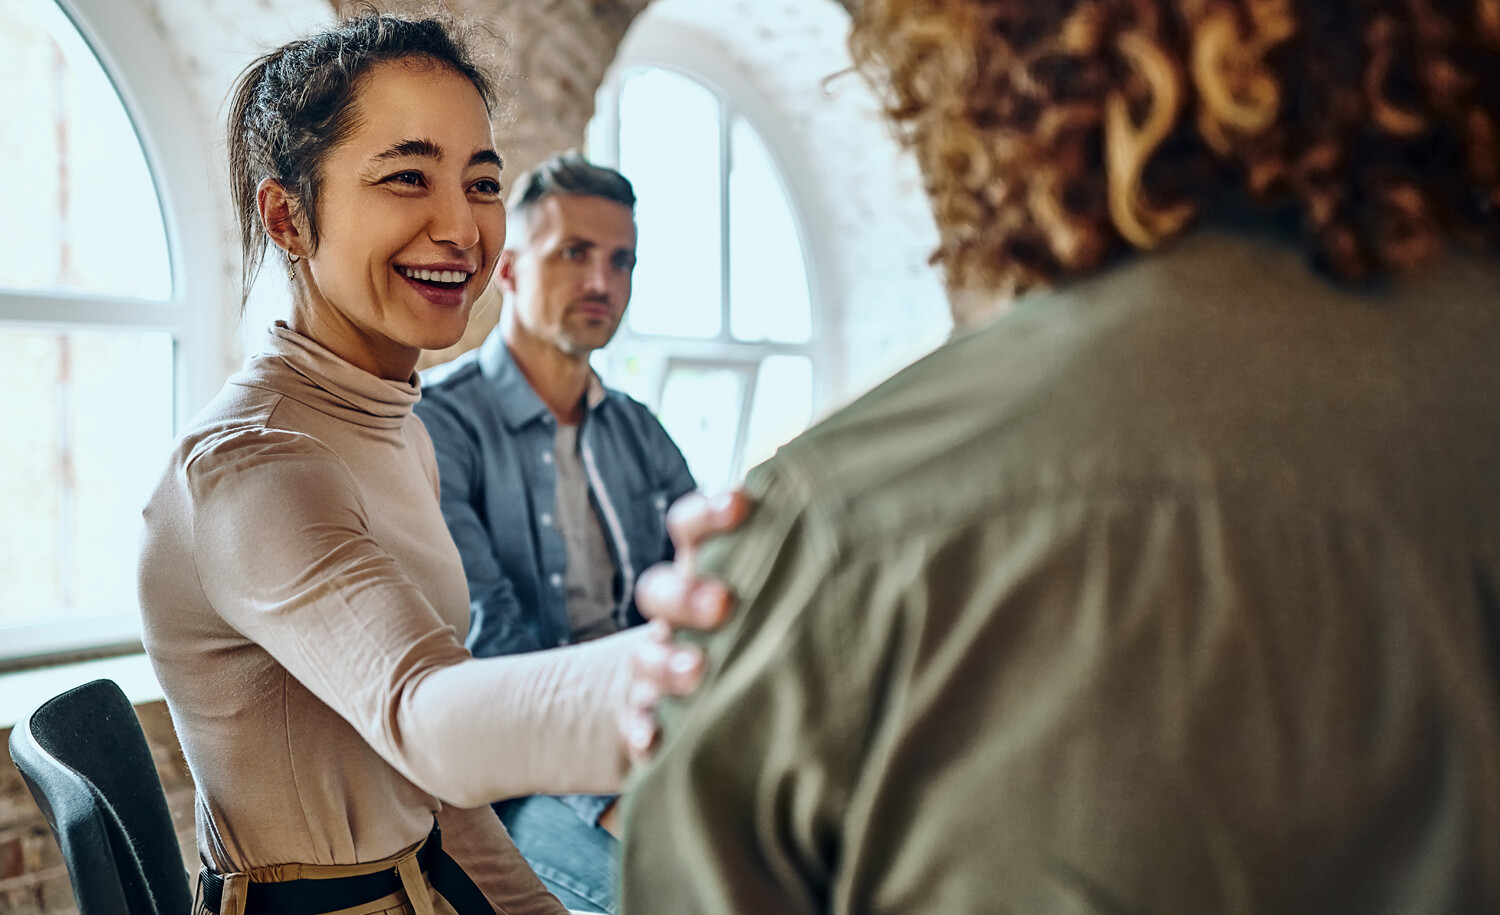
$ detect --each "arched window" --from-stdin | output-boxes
[589,65,823,494]
[0,0,219,661]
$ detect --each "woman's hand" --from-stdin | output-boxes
[622,489,750,765]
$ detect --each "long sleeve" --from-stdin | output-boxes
[436,803,565,915]
[185,428,637,809]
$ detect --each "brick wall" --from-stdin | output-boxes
[0,701,196,915]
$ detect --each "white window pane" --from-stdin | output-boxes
[0,0,171,300]
[658,365,745,493]
[619,68,722,338]
[595,348,655,408]
[0,327,174,628]
[742,355,813,473]
[729,118,812,344]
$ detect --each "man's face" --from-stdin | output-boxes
[499,193,637,358]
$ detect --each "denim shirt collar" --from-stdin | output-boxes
[477,329,607,431]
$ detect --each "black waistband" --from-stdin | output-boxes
[197,824,489,915]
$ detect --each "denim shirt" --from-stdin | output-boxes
[417,334,696,827]
[417,331,697,659]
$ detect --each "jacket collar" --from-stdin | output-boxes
[477,329,607,431]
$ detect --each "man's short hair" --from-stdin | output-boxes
[506,150,636,238]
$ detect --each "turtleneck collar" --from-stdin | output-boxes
[235,322,421,429]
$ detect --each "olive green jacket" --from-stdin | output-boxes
[621,228,1500,914]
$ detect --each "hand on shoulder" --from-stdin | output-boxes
[621,489,750,765]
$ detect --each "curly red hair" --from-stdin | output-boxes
[850,0,1500,305]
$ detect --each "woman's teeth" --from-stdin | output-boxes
[401,267,470,284]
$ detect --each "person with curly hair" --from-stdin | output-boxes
[617,1,1500,912]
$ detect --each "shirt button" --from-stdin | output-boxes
[540,512,553,526]
[541,452,554,465]
[556,637,568,647]
[550,573,563,588]
[655,497,668,511]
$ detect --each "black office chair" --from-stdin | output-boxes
[9,678,193,915]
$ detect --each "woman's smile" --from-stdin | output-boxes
[397,261,479,308]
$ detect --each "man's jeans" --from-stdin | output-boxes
[496,795,618,914]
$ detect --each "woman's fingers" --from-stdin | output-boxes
[630,620,706,696]
[665,489,751,566]
[622,699,659,766]
[620,489,750,764]
[636,564,732,631]
[622,621,706,765]
[638,487,747,630]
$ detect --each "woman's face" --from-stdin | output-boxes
[296,59,504,380]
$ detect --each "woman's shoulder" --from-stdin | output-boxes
[171,383,350,489]
[165,420,367,535]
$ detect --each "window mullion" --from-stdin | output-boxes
[0,291,184,331]
[718,101,733,344]
[728,360,758,483]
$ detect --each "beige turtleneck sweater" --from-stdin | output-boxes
[139,324,637,913]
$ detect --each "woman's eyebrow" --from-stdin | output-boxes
[371,138,443,162]
[367,139,500,173]
[470,149,503,170]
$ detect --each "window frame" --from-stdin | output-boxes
[589,26,838,487]
[0,0,225,661]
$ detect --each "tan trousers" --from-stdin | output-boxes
[195,833,460,915]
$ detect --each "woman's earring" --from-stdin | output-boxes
[287,253,300,283]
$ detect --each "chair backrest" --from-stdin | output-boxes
[8,678,193,915]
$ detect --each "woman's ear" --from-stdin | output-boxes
[257,178,307,258]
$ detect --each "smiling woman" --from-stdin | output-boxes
[135,12,658,915]
[260,59,504,377]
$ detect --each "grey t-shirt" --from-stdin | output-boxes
[553,422,618,642]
